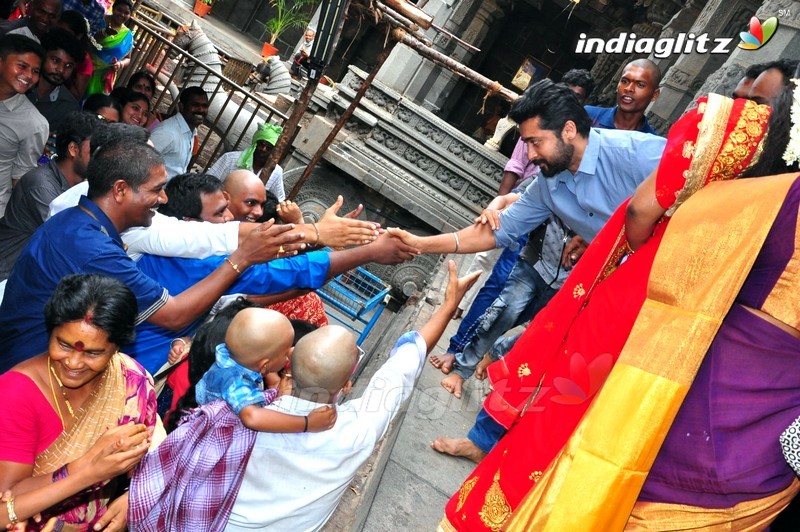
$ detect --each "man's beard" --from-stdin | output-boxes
[534,139,574,177]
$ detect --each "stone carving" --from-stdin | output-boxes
[758,0,800,26]
[434,167,468,191]
[465,185,492,206]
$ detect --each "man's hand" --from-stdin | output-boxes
[93,493,128,531]
[366,231,419,264]
[474,208,502,231]
[384,227,422,252]
[316,196,380,247]
[444,259,482,309]
[561,235,587,269]
[238,220,306,265]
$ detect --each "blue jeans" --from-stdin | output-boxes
[467,407,507,453]
[446,238,527,354]
[453,259,557,379]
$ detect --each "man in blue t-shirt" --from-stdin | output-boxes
[584,58,661,135]
[0,141,418,372]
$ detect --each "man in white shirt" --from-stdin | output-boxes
[225,260,480,531]
[150,86,208,179]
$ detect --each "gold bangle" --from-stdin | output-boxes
[6,496,18,526]
[452,232,460,254]
[225,257,241,274]
[311,222,320,246]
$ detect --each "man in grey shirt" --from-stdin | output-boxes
[0,35,49,218]
[0,111,99,280]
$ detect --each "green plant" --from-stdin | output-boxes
[263,0,316,45]
[198,0,214,6]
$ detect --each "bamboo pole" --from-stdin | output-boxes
[261,0,353,183]
[288,31,401,200]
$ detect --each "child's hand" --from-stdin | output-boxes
[168,337,190,365]
[306,405,337,432]
[276,200,304,224]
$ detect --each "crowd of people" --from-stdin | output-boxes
[1,0,800,530]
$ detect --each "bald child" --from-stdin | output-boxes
[196,308,336,432]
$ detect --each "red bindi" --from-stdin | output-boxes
[74,341,84,352]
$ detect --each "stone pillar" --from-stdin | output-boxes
[646,0,761,133]
[374,0,510,112]
[691,0,800,102]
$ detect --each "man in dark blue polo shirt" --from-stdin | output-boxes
[584,58,661,135]
[0,140,419,372]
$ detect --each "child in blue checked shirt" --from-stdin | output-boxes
[196,307,336,432]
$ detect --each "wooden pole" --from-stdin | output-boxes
[288,31,401,200]
[261,0,353,182]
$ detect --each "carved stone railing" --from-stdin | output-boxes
[296,65,509,233]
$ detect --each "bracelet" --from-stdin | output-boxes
[171,337,188,350]
[225,257,241,274]
[303,415,308,432]
[52,463,69,483]
[310,222,320,246]
[6,496,18,526]
[452,232,460,254]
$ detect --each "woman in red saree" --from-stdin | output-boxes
[0,274,164,531]
[440,89,796,530]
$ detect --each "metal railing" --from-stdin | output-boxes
[121,11,291,171]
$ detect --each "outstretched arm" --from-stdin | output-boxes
[387,223,497,256]
[418,260,482,352]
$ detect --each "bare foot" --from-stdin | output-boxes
[441,373,464,399]
[431,437,486,463]
[429,352,455,374]
[475,354,492,381]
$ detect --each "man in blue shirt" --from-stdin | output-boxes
[584,58,661,135]
[0,141,418,372]
[389,79,666,462]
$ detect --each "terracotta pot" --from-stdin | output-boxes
[193,0,212,17]
[261,42,279,58]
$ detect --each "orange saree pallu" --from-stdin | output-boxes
[440,94,772,531]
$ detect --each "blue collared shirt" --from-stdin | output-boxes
[130,250,331,374]
[494,128,666,246]
[0,196,169,371]
[196,343,266,414]
[584,105,659,136]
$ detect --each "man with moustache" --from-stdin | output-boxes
[223,169,267,223]
[0,111,99,281]
[151,86,209,179]
[0,0,62,43]
[584,58,661,134]
[0,140,310,371]
[389,80,666,460]
[0,35,48,218]
[26,28,82,133]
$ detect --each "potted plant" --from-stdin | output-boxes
[193,0,214,18]
[261,0,316,57]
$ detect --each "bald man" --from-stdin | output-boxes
[585,58,661,134]
[223,169,267,223]
[225,260,481,530]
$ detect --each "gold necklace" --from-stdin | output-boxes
[48,358,75,422]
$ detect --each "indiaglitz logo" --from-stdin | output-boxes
[575,32,733,58]
[738,16,779,50]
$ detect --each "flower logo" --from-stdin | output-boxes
[550,352,614,405]
[738,16,778,50]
